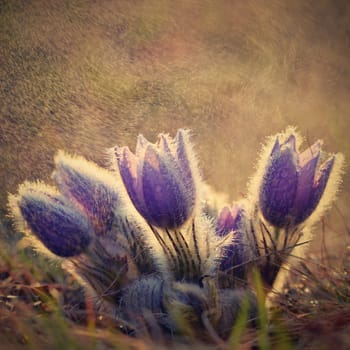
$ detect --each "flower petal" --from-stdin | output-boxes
[136,134,150,156]
[116,146,147,216]
[298,140,321,168]
[175,129,196,206]
[175,129,192,179]
[54,152,119,235]
[159,134,176,161]
[270,137,281,157]
[142,144,190,228]
[292,146,320,224]
[216,204,243,237]
[308,156,335,215]
[259,145,298,227]
[282,134,297,150]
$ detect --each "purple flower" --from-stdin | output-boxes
[17,184,91,257]
[216,203,243,236]
[216,204,245,273]
[259,134,335,227]
[53,152,119,236]
[114,129,196,229]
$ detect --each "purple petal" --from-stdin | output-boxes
[216,204,243,237]
[175,130,192,177]
[298,141,321,168]
[291,147,320,224]
[307,156,335,216]
[159,134,176,161]
[282,134,296,150]
[19,190,91,257]
[175,129,196,204]
[270,137,281,157]
[136,134,150,156]
[54,155,119,235]
[142,145,191,228]
[116,146,147,216]
[216,207,231,235]
[259,145,298,227]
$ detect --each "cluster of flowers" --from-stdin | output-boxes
[9,128,343,340]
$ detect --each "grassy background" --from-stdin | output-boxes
[1,1,349,241]
[0,1,350,347]
[1,0,349,224]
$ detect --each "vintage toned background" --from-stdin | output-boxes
[1,0,349,251]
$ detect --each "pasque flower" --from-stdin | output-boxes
[216,203,243,237]
[259,133,335,228]
[216,204,246,274]
[53,151,119,236]
[7,126,345,341]
[14,183,91,257]
[114,129,197,229]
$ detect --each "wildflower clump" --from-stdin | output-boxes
[8,127,344,341]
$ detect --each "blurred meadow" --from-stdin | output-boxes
[1,0,350,349]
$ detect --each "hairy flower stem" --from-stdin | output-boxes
[70,240,129,306]
[150,221,205,282]
[246,207,307,287]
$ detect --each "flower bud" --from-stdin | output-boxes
[216,203,243,236]
[216,204,246,277]
[53,151,119,235]
[14,183,91,257]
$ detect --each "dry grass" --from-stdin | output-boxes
[0,220,349,349]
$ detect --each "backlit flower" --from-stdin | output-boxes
[14,183,91,257]
[216,204,246,274]
[216,203,243,236]
[53,151,119,235]
[113,129,197,229]
[259,133,335,227]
